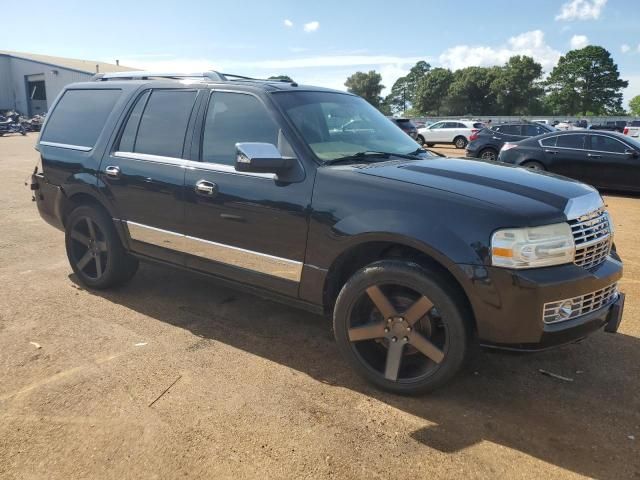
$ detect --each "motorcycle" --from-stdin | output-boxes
[0,112,27,136]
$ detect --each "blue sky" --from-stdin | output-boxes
[4,0,640,106]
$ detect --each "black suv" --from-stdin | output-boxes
[387,117,418,140]
[31,71,624,394]
[466,122,554,161]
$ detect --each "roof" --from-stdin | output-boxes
[0,50,135,75]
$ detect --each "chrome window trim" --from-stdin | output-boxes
[125,221,302,282]
[39,141,93,152]
[113,151,275,178]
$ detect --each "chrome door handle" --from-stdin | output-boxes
[104,165,121,178]
[195,180,217,196]
[587,153,601,158]
[544,149,558,154]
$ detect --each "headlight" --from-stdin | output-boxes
[491,223,575,268]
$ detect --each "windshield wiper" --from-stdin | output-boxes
[324,150,420,165]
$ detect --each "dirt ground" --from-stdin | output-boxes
[1,135,639,479]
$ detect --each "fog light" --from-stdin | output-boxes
[558,300,574,320]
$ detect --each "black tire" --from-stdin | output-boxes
[453,136,468,149]
[479,148,497,161]
[65,205,139,289]
[417,135,425,145]
[333,260,472,395]
[521,160,545,171]
[426,143,435,147]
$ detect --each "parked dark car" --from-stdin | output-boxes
[31,72,624,394]
[466,122,554,161]
[589,120,627,133]
[388,117,418,140]
[498,130,640,192]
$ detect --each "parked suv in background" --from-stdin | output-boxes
[589,120,627,133]
[387,117,418,140]
[31,71,624,394]
[466,122,554,161]
[623,120,640,139]
[417,120,483,149]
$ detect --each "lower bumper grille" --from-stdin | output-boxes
[543,283,618,324]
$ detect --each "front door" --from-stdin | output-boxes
[99,88,199,263]
[587,134,640,191]
[182,90,311,297]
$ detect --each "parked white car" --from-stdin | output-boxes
[417,120,484,149]
[624,120,640,139]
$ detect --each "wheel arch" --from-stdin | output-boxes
[321,237,477,335]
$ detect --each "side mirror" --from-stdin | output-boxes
[624,149,639,159]
[235,143,294,174]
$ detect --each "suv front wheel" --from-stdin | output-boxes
[333,260,471,394]
[65,205,139,289]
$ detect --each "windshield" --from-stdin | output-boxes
[273,91,421,162]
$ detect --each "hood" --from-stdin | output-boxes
[356,157,600,222]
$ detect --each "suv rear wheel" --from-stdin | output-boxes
[479,148,497,161]
[65,205,138,289]
[333,260,471,394]
[454,136,467,149]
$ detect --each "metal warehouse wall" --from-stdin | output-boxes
[1,57,91,114]
[0,56,13,109]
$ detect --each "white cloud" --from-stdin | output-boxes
[570,34,589,49]
[303,21,320,33]
[555,0,607,21]
[621,44,631,53]
[283,19,293,28]
[439,30,561,71]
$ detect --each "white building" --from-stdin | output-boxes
[0,50,133,116]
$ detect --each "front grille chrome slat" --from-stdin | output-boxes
[568,207,612,269]
[543,283,618,324]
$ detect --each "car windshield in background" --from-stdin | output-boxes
[273,91,421,162]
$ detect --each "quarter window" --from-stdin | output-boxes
[132,90,197,158]
[590,135,627,154]
[540,136,557,147]
[556,134,586,149]
[202,92,279,165]
[42,89,121,148]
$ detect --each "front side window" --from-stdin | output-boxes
[131,89,197,158]
[590,135,627,154]
[202,92,279,165]
[557,134,586,150]
[273,91,421,162]
[429,122,444,129]
[42,89,121,148]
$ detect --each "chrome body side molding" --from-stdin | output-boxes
[125,221,302,282]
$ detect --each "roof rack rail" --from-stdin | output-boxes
[91,70,228,81]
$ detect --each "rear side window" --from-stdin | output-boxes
[557,134,586,149]
[495,125,520,135]
[540,136,557,147]
[130,90,197,158]
[41,89,121,148]
[202,92,278,165]
[522,124,547,137]
[473,122,484,129]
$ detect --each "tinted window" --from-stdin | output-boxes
[540,136,557,147]
[522,124,548,137]
[42,89,121,148]
[443,122,458,128]
[473,122,484,129]
[630,120,640,127]
[429,122,444,129]
[133,90,197,158]
[590,135,627,154]
[118,90,150,152]
[495,125,520,135]
[557,134,586,149]
[202,92,279,165]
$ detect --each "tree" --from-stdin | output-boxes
[414,68,454,115]
[630,95,640,116]
[545,46,628,115]
[446,66,500,115]
[490,56,544,115]
[268,75,294,82]
[383,61,431,114]
[345,71,385,108]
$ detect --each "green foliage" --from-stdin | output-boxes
[490,56,544,115]
[345,70,385,109]
[384,61,431,114]
[414,68,454,115]
[268,75,294,82]
[546,46,628,115]
[629,95,640,116]
[446,66,500,115]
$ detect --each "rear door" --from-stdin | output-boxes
[99,88,200,263]
[587,134,639,190]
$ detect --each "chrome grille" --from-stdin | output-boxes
[568,207,612,269]
[543,283,618,324]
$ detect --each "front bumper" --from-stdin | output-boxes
[461,254,624,351]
